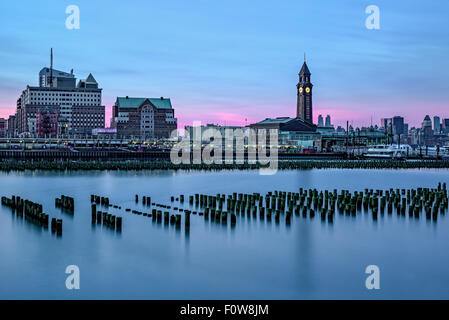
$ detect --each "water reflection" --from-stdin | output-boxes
[0,169,448,299]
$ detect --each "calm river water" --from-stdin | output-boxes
[0,169,448,299]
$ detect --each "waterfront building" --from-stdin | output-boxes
[15,50,105,136]
[36,107,59,138]
[111,96,177,139]
[185,124,248,140]
[296,59,313,123]
[92,128,118,138]
[0,118,6,138]
[250,117,317,132]
[7,115,16,137]
[250,117,319,150]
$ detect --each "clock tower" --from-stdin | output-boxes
[296,58,313,123]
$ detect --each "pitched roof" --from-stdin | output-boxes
[299,62,311,75]
[85,73,97,83]
[257,117,293,124]
[116,97,173,109]
[149,98,172,109]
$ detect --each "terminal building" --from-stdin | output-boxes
[248,59,320,150]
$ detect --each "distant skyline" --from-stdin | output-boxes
[0,0,448,129]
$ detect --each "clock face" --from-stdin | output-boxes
[305,87,311,93]
[299,87,303,93]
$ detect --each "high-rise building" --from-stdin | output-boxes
[296,58,313,124]
[380,118,392,130]
[317,115,324,127]
[325,115,332,128]
[433,116,441,134]
[15,49,105,136]
[392,116,404,135]
[111,96,177,138]
[442,119,449,134]
[0,118,6,138]
[421,115,433,145]
[403,123,409,137]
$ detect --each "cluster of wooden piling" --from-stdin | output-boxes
[4,160,449,172]
[55,195,74,212]
[168,182,448,226]
[91,203,122,230]
[1,195,57,231]
[139,195,152,205]
[50,218,63,235]
[91,194,110,206]
[150,208,187,229]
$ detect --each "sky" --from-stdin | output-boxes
[0,0,448,129]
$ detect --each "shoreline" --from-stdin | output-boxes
[1,160,449,171]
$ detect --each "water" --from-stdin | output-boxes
[0,169,448,299]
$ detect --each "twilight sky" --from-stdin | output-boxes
[0,0,448,129]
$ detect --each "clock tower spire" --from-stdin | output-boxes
[296,57,313,123]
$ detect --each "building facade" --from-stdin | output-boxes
[443,119,449,134]
[36,107,59,138]
[7,115,16,137]
[325,115,332,128]
[15,53,105,137]
[111,96,177,138]
[0,118,6,138]
[421,115,433,145]
[434,116,441,134]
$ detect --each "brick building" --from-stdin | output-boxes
[15,50,105,136]
[111,96,177,138]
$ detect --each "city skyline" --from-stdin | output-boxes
[1,0,449,129]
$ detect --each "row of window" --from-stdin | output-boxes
[31,92,100,98]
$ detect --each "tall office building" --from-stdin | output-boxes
[15,49,105,136]
[325,115,332,128]
[443,119,449,134]
[0,118,6,138]
[421,115,433,145]
[317,115,324,127]
[392,116,404,135]
[380,118,392,130]
[433,116,441,134]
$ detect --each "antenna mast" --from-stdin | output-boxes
[50,48,53,87]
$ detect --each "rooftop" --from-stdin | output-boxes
[116,96,173,109]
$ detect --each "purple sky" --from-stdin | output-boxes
[0,0,448,129]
